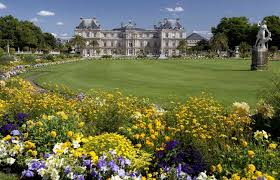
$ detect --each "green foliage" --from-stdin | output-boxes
[22,54,36,63]
[0,48,4,56]
[69,35,86,53]
[193,39,211,51]
[264,16,280,49]
[0,55,15,65]
[0,15,57,51]
[210,33,229,53]
[239,42,251,58]
[176,40,187,55]
[212,17,253,49]
[43,54,54,61]
[101,55,113,58]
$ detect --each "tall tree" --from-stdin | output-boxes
[70,35,86,53]
[210,33,229,53]
[177,40,187,55]
[212,17,252,49]
[263,16,280,49]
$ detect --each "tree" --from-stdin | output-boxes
[263,16,280,49]
[239,42,251,58]
[177,40,187,55]
[89,40,99,55]
[193,39,210,51]
[70,35,86,53]
[270,46,279,57]
[210,33,229,55]
[212,17,253,49]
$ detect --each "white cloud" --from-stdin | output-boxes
[37,10,55,16]
[56,22,64,26]
[30,17,39,23]
[166,6,184,12]
[51,33,57,37]
[60,33,68,37]
[0,2,7,9]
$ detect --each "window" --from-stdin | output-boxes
[87,32,90,38]
[129,49,133,55]
[104,49,107,55]
[129,42,133,47]
[165,41,169,47]
[172,41,176,47]
[166,33,169,38]
[104,42,107,47]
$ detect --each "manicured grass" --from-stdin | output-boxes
[24,59,280,106]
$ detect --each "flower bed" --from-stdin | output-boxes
[0,78,279,180]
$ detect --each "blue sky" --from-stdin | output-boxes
[0,0,279,38]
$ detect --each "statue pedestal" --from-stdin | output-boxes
[251,47,269,71]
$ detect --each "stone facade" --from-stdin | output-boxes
[74,18,187,57]
[186,33,208,48]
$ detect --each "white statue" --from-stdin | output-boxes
[255,20,272,50]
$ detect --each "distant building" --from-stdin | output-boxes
[74,17,187,57]
[186,33,208,48]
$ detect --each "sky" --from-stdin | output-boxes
[0,0,279,39]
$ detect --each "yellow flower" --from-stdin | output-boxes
[31,150,38,157]
[136,144,142,148]
[78,122,85,128]
[268,143,277,150]
[247,164,256,173]
[36,121,43,126]
[2,135,11,141]
[241,140,248,148]
[216,164,223,173]
[89,151,98,163]
[24,141,36,149]
[210,165,216,172]
[50,131,57,138]
[67,131,74,138]
[265,175,275,180]
[255,171,262,177]
[248,150,255,158]
[165,136,170,142]
[231,173,241,180]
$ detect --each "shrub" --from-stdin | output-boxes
[0,47,4,56]
[22,55,36,63]
[9,48,16,55]
[42,54,54,61]
[0,55,15,65]
[101,55,112,59]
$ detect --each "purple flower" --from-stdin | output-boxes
[83,159,92,168]
[118,169,125,178]
[177,164,182,177]
[108,160,119,173]
[64,166,71,174]
[22,170,34,178]
[77,175,85,180]
[97,159,107,171]
[0,123,17,136]
[29,161,43,170]
[117,157,125,167]
[165,140,180,150]
[11,130,20,136]
[124,159,131,166]
[15,113,28,123]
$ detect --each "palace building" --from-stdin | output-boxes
[74,17,187,57]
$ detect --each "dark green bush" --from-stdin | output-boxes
[0,55,15,65]
[22,55,36,63]
[43,54,54,61]
[101,55,112,59]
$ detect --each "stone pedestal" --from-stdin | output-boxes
[251,47,268,70]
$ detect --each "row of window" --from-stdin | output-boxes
[79,32,185,39]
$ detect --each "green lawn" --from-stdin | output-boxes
[24,59,280,107]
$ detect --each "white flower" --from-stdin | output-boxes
[72,140,80,149]
[111,175,124,180]
[6,157,16,165]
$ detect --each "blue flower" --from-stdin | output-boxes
[117,157,125,167]
[11,130,20,136]
[83,159,92,168]
[64,166,71,174]
[97,159,107,171]
[118,169,125,178]
[108,160,119,173]
[124,159,131,166]
[77,175,85,180]
[29,161,43,171]
[22,170,34,178]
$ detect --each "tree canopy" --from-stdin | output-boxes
[212,16,280,50]
[0,15,57,51]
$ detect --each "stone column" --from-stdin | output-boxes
[251,47,269,70]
